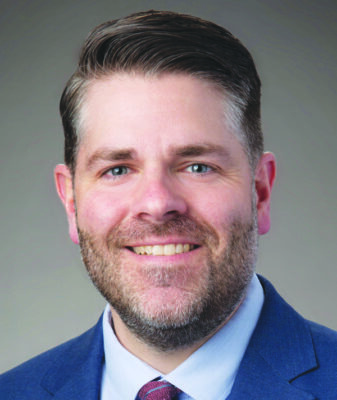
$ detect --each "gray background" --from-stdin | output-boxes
[1,0,336,373]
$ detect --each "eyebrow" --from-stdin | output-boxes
[86,148,135,169]
[86,143,232,170]
[171,143,232,160]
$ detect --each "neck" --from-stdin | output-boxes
[109,306,234,374]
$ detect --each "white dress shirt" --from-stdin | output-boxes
[101,274,264,400]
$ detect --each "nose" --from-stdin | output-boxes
[132,173,188,222]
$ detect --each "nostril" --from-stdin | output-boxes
[165,210,180,217]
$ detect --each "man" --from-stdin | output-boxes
[1,10,336,400]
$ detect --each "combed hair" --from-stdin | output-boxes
[60,10,263,173]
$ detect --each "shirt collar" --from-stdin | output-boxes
[102,274,264,400]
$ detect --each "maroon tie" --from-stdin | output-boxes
[136,380,182,400]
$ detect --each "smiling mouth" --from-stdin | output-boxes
[127,243,199,256]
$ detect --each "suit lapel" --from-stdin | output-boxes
[41,315,104,400]
[227,347,315,400]
[228,276,317,400]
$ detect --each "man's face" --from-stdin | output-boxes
[55,73,274,350]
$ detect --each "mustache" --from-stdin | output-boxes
[106,214,220,248]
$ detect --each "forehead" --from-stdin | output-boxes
[77,73,245,162]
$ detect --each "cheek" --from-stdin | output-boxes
[192,189,252,229]
[76,190,127,233]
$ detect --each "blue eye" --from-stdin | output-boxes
[186,164,212,173]
[106,166,129,176]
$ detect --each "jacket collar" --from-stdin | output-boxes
[40,315,104,399]
[228,276,317,400]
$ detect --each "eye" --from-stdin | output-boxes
[105,166,129,177]
[186,163,213,173]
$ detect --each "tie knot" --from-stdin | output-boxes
[137,380,181,400]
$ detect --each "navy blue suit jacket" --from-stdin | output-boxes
[1,276,337,399]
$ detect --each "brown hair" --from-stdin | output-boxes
[60,10,263,173]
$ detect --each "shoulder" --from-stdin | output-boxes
[308,319,337,369]
[0,339,72,399]
[309,318,337,347]
[291,320,337,397]
[259,274,337,356]
[257,275,337,395]
[0,318,103,399]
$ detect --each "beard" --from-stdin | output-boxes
[78,211,258,352]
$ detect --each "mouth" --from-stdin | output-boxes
[127,243,199,256]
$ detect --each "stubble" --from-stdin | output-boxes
[78,213,258,351]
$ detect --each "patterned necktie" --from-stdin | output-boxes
[136,380,182,400]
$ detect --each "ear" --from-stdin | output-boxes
[254,152,276,235]
[54,164,79,244]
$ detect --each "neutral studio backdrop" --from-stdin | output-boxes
[1,0,336,373]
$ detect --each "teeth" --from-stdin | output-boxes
[183,244,190,252]
[132,243,194,255]
[153,245,163,256]
[144,246,152,255]
[164,244,176,256]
